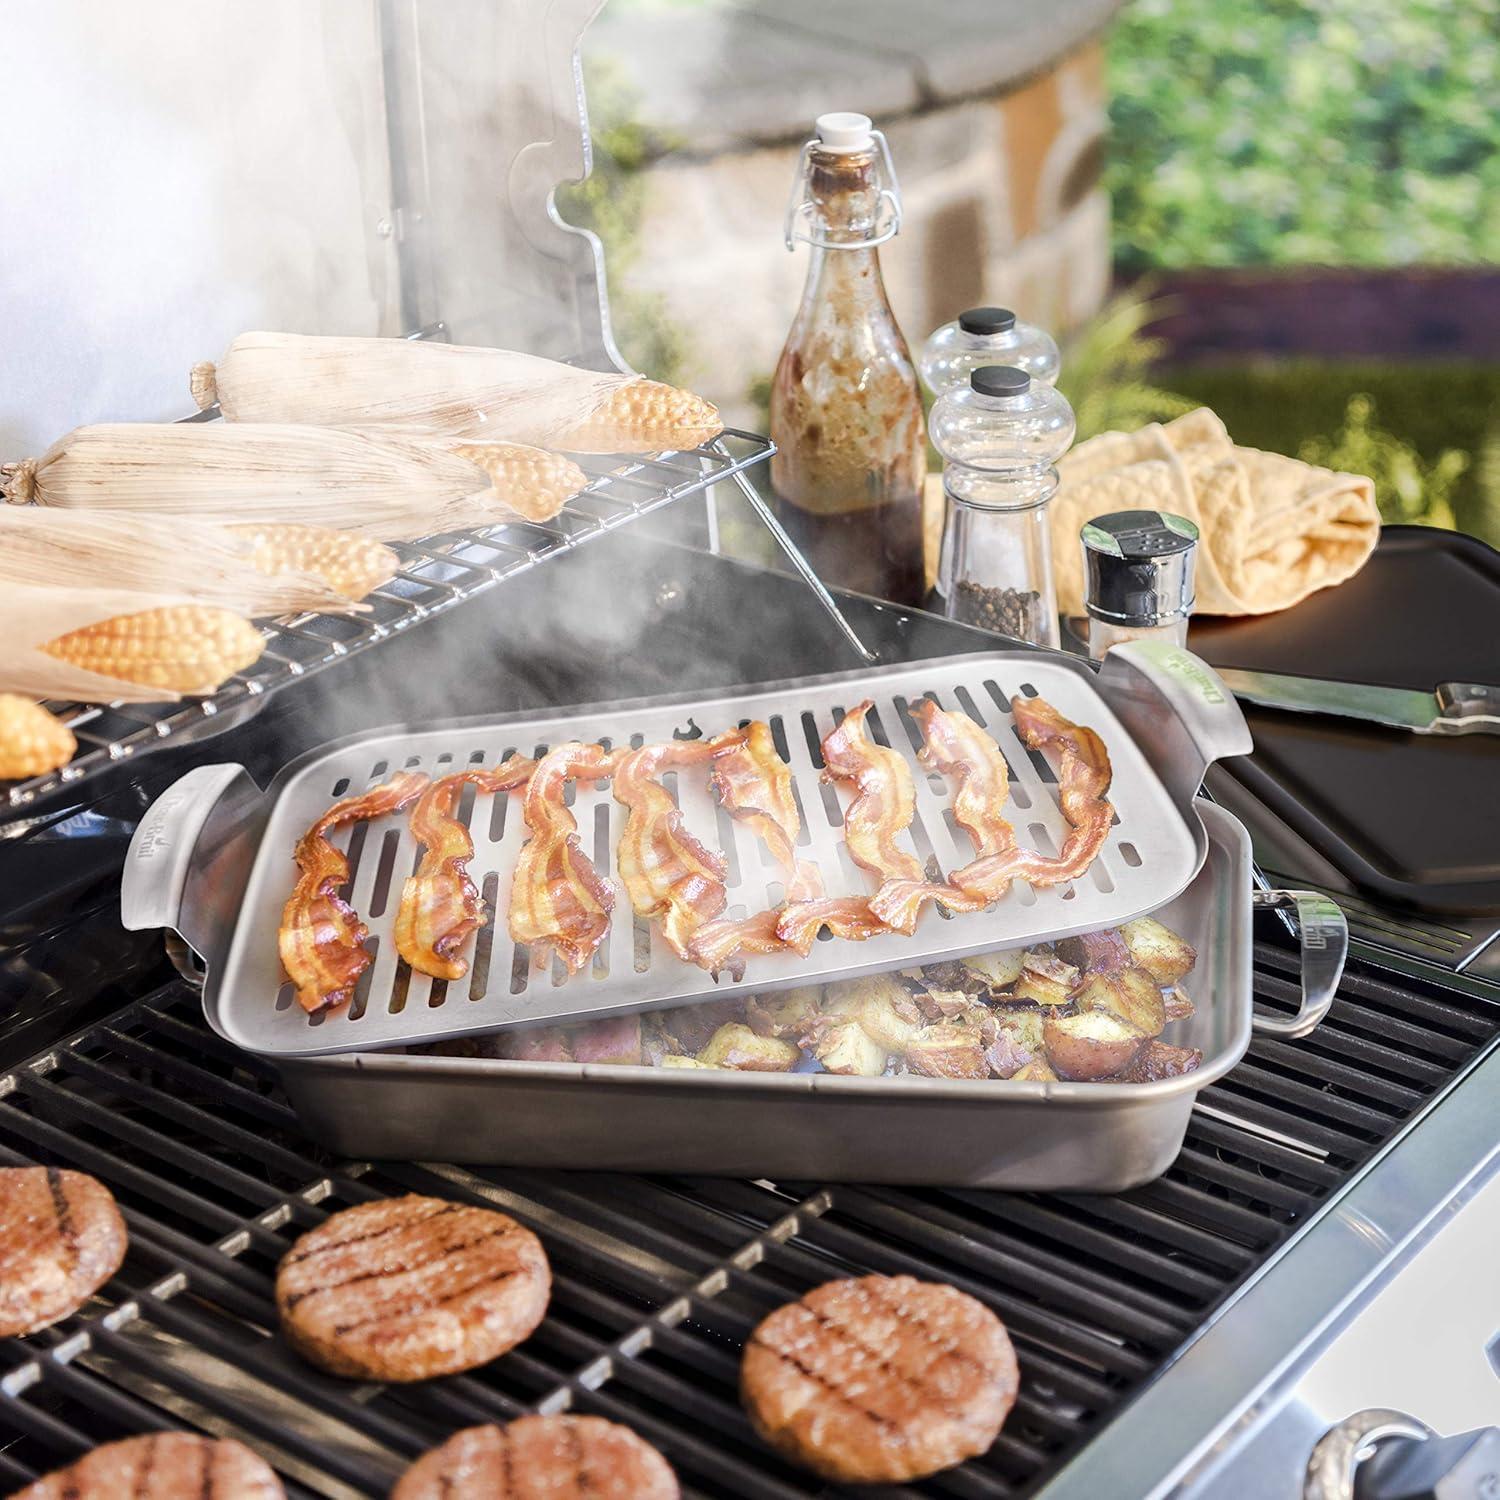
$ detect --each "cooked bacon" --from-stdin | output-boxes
[914,700,1017,859]
[507,742,621,974]
[710,721,809,883]
[950,695,1114,901]
[614,731,744,960]
[394,757,536,980]
[279,771,429,1012]
[772,895,892,957]
[788,700,978,937]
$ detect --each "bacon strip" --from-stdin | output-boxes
[507,742,621,974]
[394,757,536,980]
[687,721,825,972]
[778,701,980,942]
[949,695,1114,901]
[279,771,429,1012]
[614,731,744,960]
[914,700,1017,859]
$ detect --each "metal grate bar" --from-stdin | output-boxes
[2,432,772,821]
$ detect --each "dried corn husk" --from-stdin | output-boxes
[190,332,722,453]
[0,696,76,780]
[0,584,261,702]
[0,507,358,616]
[0,423,585,539]
[227,523,398,601]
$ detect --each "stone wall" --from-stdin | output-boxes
[587,26,1113,426]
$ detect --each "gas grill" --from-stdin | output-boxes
[2,542,1499,1497]
[3,4,1498,1494]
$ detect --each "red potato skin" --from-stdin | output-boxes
[1042,1015,1145,1081]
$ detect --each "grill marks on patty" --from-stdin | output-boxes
[390,1416,679,1500]
[276,1194,550,1383]
[9,1432,283,1500]
[739,1274,1019,1484]
[0,1166,127,1339]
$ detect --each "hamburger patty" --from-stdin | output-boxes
[275,1194,550,1382]
[10,1432,283,1499]
[392,1416,679,1499]
[740,1274,1019,1483]
[0,1166,127,1338]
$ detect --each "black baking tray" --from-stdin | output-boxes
[1189,526,1500,915]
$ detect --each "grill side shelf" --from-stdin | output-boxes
[1,431,773,826]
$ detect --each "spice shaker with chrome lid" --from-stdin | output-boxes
[1081,509,1200,660]
[919,307,1061,395]
[929,366,1076,647]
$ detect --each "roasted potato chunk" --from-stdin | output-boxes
[1164,985,1196,1022]
[809,1017,890,1077]
[1012,950,1079,1007]
[1120,917,1196,986]
[1011,1058,1059,1083]
[823,975,920,1054]
[904,1023,989,1080]
[983,1028,1035,1079]
[991,1007,1045,1055]
[698,1023,800,1072]
[961,949,1025,989]
[1042,1011,1146,1081]
[1116,1041,1203,1082]
[662,997,746,1054]
[746,986,823,1039]
[1074,967,1167,1039]
[661,1054,712,1069]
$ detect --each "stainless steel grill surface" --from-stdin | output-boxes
[2,432,771,821]
[143,648,1226,1057]
[0,949,1495,1499]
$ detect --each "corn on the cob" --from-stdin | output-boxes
[40,606,264,694]
[450,443,587,522]
[190,332,722,453]
[227,523,398,601]
[1,423,581,540]
[551,379,722,455]
[0,696,76,780]
[0,506,355,618]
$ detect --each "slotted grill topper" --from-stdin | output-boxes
[124,645,1251,1058]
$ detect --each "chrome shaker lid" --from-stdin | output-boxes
[1081,510,1199,625]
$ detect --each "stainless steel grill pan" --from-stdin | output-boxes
[124,642,1255,1059]
[288,809,1345,1190]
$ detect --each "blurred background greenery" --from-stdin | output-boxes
[568,0,1500,546]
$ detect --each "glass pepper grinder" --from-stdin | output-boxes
[918,306,1062,395]
[928,366,1076,647]
[1081,510,1200,660]
[768,112,927,607]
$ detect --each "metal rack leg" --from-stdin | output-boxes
[721,462,877,664]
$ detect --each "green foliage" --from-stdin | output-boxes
[1299,394,1466,529]
[1108,0,1500,271]
[554,61,688,383]
[1055,289,1198,441]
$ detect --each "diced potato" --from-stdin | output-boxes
[1120,917,1197,986]
[661,1054,712,1069]
[823,975,919,1054]
[1116,1041,1203,1082]
[904,1023,988,1080]
[697,1023,800,1072]
[810,1018,889,1077]
[745,986,822,1039]
[992,1008,1045,1055]
[1011,1058,1059,1083]
[1074,967,1167,1039]
[1042,1011,1146,1081]
[1164,985,1196,1023]
[961,949,1025,988]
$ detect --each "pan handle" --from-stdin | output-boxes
[1250,889,1348,1039]
[121,764,259,963]
[1096,641,1254,812]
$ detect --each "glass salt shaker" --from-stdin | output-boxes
[928,366,1076,648]
[919,306,1061,396]
[1081,510,1200,661]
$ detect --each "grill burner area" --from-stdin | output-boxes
[1,943,1495,1498]
[1,538,1496,1496]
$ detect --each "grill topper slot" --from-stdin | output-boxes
[208,652,1205,1057]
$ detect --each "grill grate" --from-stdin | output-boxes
[2,432,772,822]
[1,943,1497,1497]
